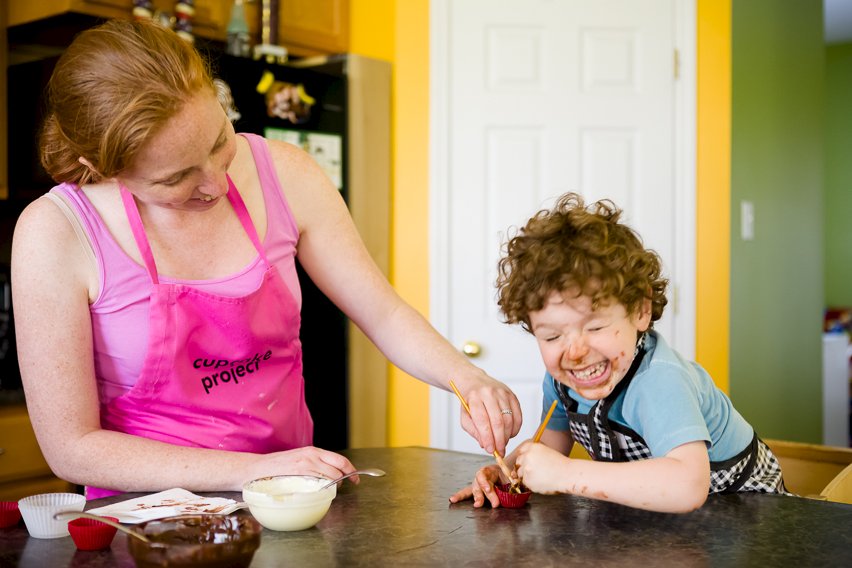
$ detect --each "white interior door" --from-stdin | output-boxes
[430,0,696,453]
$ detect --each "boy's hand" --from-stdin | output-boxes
[448,465,504,508]
[515,441,570,494]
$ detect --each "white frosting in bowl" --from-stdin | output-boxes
[242,475,337,531]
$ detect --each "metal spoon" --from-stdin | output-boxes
[53,510,159,546]
[319,468,386,491]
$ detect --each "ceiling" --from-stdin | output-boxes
[825,0,852,44]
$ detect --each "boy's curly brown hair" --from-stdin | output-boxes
[496,193,668,332]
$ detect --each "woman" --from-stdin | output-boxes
[12,19,522,498]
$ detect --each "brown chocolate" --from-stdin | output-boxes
[128,514,261,568]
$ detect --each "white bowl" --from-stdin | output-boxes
[242,475,337,531]
[18,492,86,539]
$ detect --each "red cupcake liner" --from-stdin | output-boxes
[67,516,119,550]
[494,482,532,508]
[0,502,22,529]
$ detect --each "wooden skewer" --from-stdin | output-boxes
[533,400,559,444]
[448,380,517,483]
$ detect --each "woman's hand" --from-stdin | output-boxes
[244,446,359,487]
[453,372,522,457]
[448,464,505,508]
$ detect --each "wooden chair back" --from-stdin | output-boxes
[764,438,852,500]
[820,462,852,505]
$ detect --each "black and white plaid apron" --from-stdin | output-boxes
[553,336,788,495]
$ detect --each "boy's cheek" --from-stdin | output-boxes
[542,360,563,380]
[539,345,563,368]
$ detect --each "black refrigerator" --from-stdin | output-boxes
[210,52,351,451]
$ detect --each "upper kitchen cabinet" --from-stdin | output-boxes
[7,1,350,56]
[243,0,349,57]
[280,0,349,55]
[7,0,230,41]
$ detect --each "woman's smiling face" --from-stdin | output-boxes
[529,290,652,400]
[117,90,237,210]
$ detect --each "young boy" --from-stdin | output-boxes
[449,193,787,513]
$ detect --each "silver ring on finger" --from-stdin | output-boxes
[500,408,513,415]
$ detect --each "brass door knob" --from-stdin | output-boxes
[462,341,481,358]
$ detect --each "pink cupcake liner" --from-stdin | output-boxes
[494,482,532,508]
[0,501,22,529]
[68,516,119,550]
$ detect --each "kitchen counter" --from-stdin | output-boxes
[2,446,851,567]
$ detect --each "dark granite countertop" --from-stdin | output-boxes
[2,446,851,567]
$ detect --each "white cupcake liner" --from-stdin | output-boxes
[18,492,86,539]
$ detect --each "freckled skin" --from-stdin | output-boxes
[530,292,652,401]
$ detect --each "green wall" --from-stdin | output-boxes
[730,0,824,442]
[825,42,852,308]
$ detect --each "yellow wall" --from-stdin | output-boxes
[696,0,731,392]
[350,0,733,445]
[350,0,432,446]
[386,0,431,446]
[349,0,394,61]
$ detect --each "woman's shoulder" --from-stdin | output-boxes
[254,135,346,230]
[231,134,310,174]
[12,187,97,295]
[243,136,328,192]
[15,188,77,241]
[259,136,335,179]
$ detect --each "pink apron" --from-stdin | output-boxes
[89,177,313,499]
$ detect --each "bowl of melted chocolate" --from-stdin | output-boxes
[127,514,261,568]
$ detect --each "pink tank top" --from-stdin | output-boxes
[50,133,302,406]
